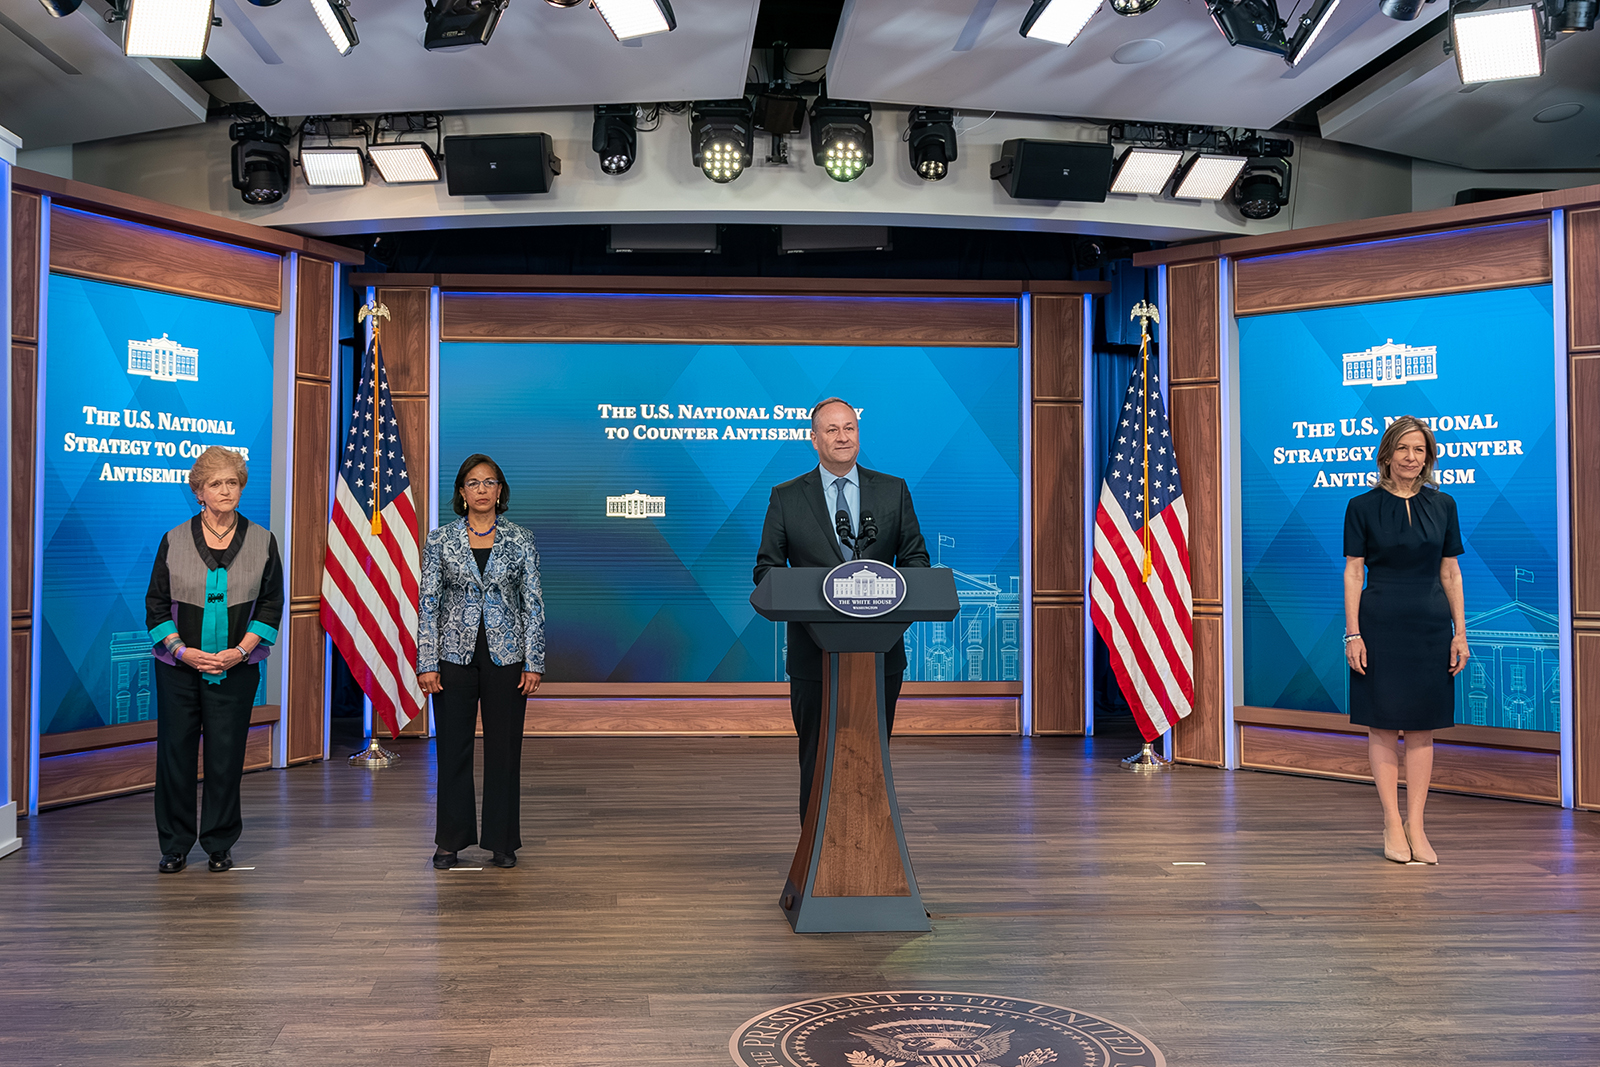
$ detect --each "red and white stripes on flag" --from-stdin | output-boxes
[319,338,425,738]
[1089,358,1194,742]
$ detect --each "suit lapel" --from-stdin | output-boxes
[455,519,486,588]
[856,469,877,558]
[801,469,846,563]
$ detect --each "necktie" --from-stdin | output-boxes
[833,476,853,556]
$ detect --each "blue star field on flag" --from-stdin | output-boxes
[1103,363,1182,530]
[339,343,411,520]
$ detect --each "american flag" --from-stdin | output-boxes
[1089,356,1194,742]
[319,337,424,738]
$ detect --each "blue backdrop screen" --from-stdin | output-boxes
[1238,285,1558,730]
[42,274,275,734]
[439,340,1021,683]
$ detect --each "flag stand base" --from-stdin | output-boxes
[348,736,398,768]
[1122,742,1172,772]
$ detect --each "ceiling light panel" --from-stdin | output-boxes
[367,144,441,183]
[1110,148,1183,194]
[1287,0,1339,65]
[301,147,367,187]
[1021,0,1104,45]
[309,0,358,55]
[1452,5,1544,84]
[591,0,676,40]
[1173,154,1248,199]
[123,0,214,60]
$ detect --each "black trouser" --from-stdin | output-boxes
[153,658,260,857]
[790,670,903,821]
[432,629,527,854]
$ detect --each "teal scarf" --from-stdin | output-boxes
[201,566,229,686]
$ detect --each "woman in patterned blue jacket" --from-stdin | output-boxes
[417,454,545,870]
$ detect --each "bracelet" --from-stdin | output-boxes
[1342,633,1362,645]
[236,645,249,660]
[174,645,187,661]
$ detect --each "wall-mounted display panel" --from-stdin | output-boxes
[41,275,275,735]
[1239,286,1558,731]
[439,341,1020,684]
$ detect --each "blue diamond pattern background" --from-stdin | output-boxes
[1238,285,1559,728]
[41,274,275,734]
[440,340,1020,682]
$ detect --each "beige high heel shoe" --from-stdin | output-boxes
[1404,824,1438,865]
[1383,824,1412,864]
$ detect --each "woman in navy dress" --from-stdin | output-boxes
[1343,416,1469,865]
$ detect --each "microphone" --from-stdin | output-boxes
[855,512,878,560]
[835,509,855,552]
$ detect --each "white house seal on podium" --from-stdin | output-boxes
[823,560,906,618]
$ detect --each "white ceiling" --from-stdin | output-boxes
[826,0,1452,131]
[1319,21,1600,171]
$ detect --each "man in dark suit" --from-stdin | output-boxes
[753,397,930,819]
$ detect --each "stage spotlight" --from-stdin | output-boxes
[229,118,293,206]
[1551,0,1596,28]
[591,0,675,40]
[116,0,216,60]
[424,0,508,49]
[1234,159,1291,218]
[1378,0,1422,19]
[300,146,367,187]
[1172,153,1248,200]
[1452,4,1544,83]
[689,100,754,184]
[593,104,638,175]
[1109,147,1182,195]
[907,107,957,181]
[1207,0,1288,56]
[1110,0,1161,13]
[37,1,84,15]
[368,143,441,183]
[810,94,873,183]
[1286,0,1338,63]
[1019,0,1103,45]
[307,0,357,54]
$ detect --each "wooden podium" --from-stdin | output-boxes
[751,567,960,933]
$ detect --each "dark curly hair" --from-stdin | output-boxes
[451,454,509,516]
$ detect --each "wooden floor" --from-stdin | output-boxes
[3,722,1600,1067]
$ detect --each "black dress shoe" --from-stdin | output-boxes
[432,850,458,870]
[158,853,186,874]
[207,850,233,872]
[490,851,516,869]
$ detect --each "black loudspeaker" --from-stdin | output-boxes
[443,133,562,195]
[990,139,1113,202]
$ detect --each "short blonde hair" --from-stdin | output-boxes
[1376,416,1437,493]
[189,445,249,495]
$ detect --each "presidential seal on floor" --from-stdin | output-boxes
[729,991,1165,1067]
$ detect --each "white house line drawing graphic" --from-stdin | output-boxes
[128,334,199,382]
[606,490,665,518]
[833,567,897,599]
[1342,339,1437,387]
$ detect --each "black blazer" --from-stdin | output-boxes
[753,466,930,680]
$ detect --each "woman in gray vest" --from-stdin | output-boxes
[145,446,283,874]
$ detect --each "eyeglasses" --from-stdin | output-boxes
[463,478,501,491]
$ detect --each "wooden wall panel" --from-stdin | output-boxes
[1032,295,1082,400]
[1573,355,1600,619]
[1175,614,1224,766]
[1578,629,1600,810]
[520,696,1017,735]
[1033,404,1082,596]
[287,611,325,763]
[1033,602,1084,734]
[376,287,431,394]
[1233,219,1551,316]
[441,291,1019,347]
[1168,261,1218,382]
[1239,725,1560,804]
[289,382,331,601]
[11,191,40,343]
[1171,383,1222,606]
[10,629,28,808]
[49,206,283,312]
[38,724,274,809]
[11,344,36,615]
[393,397,431,538]
[1569,208,1600,352]
[296,257,334,380]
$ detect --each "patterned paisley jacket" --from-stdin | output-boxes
[416,517,546,674]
